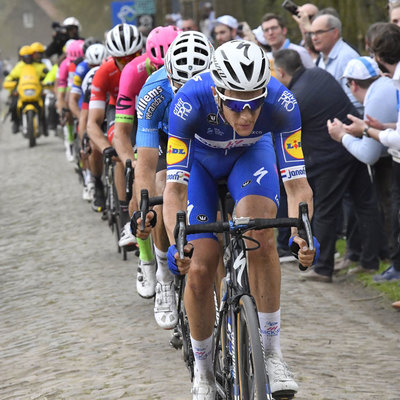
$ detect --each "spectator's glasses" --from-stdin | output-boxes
[310,27,335,37]
[216,88,267,112]
[114,51,141,66]
[345,79,353,88]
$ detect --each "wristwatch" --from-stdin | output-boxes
[362,126,370,138]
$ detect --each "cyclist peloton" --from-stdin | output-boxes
[129,31,213,329]
[87,23,143,219]
[163,40,318,399]
[69,43,107,201]
[113,25,181,249]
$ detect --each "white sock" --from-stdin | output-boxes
[83,169,92,186]
[258,309,282,358]
[191,334,214,377]
[154,246,173,284]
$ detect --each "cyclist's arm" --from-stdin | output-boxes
[68,91,81,119]
[135,147,158,201]
[78,108,88,140]
[164,181,188,246]
[87,107,109,153]
[113,121,135,166]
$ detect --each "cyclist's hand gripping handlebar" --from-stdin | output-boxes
[290,202,314,271]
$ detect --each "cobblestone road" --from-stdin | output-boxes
[1,117,399,400]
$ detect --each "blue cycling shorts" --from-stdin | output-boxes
[187,136,280,241]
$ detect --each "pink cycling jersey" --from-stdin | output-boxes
[57,57,71,91]
[115,52,157,124]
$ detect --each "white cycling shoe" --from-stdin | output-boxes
[265,353,298,396]
[118,222,137,248]
[192,371,216,400]
[154,281,178,330]
[136,259,156,298]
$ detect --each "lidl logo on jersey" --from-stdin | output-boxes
[73,75,82,87]
[284,130,303,159]
[167,137,188,165]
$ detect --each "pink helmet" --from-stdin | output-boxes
[66,39,84,61]
[146,25,181,66]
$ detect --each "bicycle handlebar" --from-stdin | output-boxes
[125,159,133,203]
[139,189,163,231]
[174,202,314,271]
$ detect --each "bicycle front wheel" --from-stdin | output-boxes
[237,295,271,400]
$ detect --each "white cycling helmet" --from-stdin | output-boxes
[105,23,143,57]
[63,16,81,29]
[165,31,214,93]
[210,40,270,92]
[85,43,107,65]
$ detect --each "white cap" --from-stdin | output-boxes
[252,25,268,46]
[341,56,380,80]
[216,15,238,30]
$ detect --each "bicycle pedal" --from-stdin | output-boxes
[169,335,183,350]
[123,244,138,252]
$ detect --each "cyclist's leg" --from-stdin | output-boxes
[228,138,298,397]
[186,160,220,393]
[152,169,179,329]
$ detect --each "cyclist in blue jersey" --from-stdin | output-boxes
[132,32,214,330]
[163,40,318,399]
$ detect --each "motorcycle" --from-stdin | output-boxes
[3,63,44,147]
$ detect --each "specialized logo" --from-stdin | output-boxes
[278,90,297,112]
[281,165,306,182]
[284,130,303,159]
[253,167,268,185]
[233,250,247,288]
[116,94,132,111]
[167,137,188,165]
[196,214,208,222]
[173,97,192,120]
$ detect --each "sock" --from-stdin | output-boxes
[154,246,173,283]
[258,309,282,358]
[137,237,154,263]
[191,334,214,377]
[83,169,92,186]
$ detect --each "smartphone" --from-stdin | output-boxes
[282,0,299,16]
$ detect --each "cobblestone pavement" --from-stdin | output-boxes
[1,118,400,400]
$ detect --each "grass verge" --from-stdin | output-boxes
[336,239,400,303]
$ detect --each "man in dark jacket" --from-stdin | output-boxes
[274,49,381,281]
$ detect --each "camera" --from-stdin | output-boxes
[282,0,299,16]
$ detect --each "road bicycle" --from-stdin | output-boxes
[174,202,313,400]
[137,190,195,381]
[103,154,134,260]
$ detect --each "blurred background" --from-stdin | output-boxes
[0,0,390,61]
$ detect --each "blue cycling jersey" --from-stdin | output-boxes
[71,60,91,108]
[136,67,174,149]
[166,72,306,185]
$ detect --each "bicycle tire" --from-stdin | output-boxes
[237,294,271,400]
[26,110,36,148]
[214,278,235,400]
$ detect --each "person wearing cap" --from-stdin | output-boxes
[274,48,382,282]
[328,56,398,271]
[214,15,240,46]
[261,13,314,70]
[328,23,400,283]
